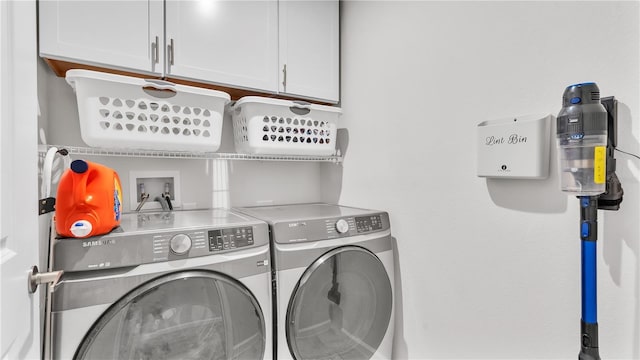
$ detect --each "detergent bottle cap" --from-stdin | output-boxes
[70,159,89,174]
[69,220,93,238]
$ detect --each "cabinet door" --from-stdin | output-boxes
[165,0,278,92]
[279,0,340,103]
[39,1,164,75]
[1,3,42,359]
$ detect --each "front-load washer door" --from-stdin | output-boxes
[74,270,265,360]
[286,246,392,360]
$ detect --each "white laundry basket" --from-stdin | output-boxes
[66,69,230,152]
[231,97,341,156]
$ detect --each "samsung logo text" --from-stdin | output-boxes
[82,239,116,248]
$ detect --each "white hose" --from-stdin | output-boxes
[41,147,71,199]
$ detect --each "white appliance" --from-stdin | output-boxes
[48,209,272,360]
[237,203,395,360]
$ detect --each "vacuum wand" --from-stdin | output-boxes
[579,196,600,360]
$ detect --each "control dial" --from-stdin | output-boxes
[335,219,350,234]
[170,234,192,255]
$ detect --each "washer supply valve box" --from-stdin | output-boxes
[476,113,551,179]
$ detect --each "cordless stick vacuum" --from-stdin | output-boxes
[556,83,623,360]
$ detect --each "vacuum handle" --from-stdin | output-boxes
[579,320,600,360]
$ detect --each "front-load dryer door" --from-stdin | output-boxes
[286,246,392,360]
[74,270,265,360]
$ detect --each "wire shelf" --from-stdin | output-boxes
[41,145,343,163]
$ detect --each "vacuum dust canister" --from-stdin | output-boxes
[556,83,608,196]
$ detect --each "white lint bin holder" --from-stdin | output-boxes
[231,97,342,156]
[66,69,230,151]
[476,113,551,179]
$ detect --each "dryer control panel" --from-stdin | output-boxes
[355,215,383,233]
[272,212,390,244]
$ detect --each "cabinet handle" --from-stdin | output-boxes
[168,38,175,66]
[152,36,159,64]
[282,64,287,89]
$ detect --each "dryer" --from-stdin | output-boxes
[47,209,272,360]
[237,203,394,360]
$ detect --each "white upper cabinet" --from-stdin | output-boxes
[39,1,164,75]
[165,0,279,93]
[39,0,339,103]
[279,0,339,103]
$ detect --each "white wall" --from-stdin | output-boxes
[338,1,639,358]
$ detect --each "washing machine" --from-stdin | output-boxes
[237,203,395,360]
[47,209,272,360]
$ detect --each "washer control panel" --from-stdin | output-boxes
[208,226,254,252]
[53,225,264,271]
[52,209,270,272]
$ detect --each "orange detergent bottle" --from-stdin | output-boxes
[55,159,122,238]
